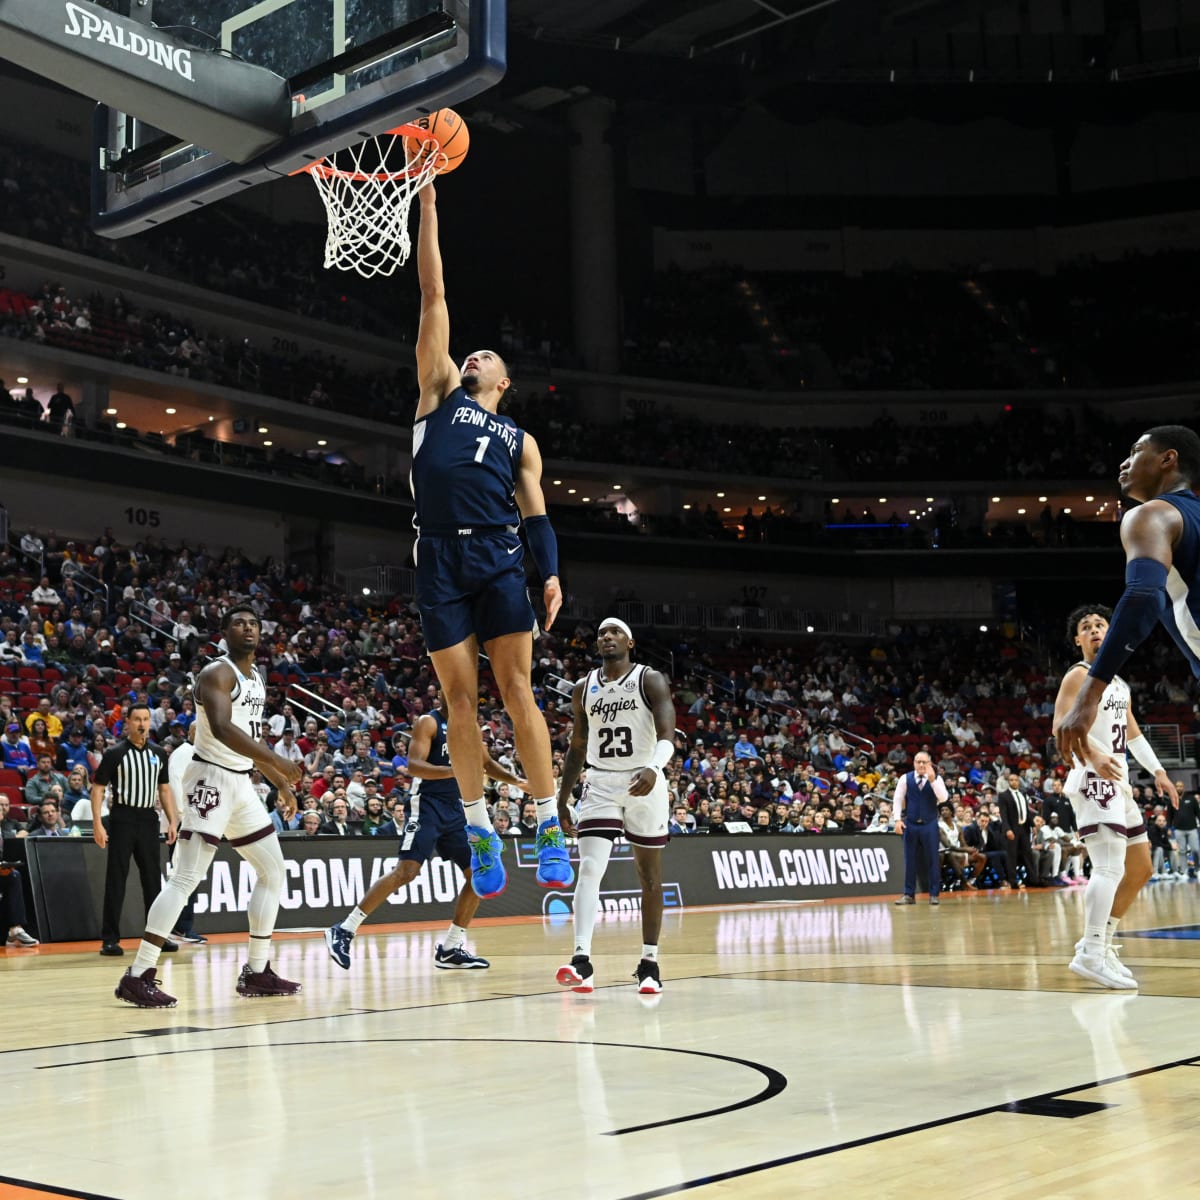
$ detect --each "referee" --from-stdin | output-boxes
[92,703,179,956]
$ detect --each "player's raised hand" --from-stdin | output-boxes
[543,575,562,630]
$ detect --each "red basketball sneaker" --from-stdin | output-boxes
[236,962,301,997]
[115,967,178,1009]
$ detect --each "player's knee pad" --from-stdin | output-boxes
[239,836,287,896]
[167,836,217,895]
[1083,825,1127,884]
[577,836,612,880]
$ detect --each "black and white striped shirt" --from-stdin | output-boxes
[93,739,169,809]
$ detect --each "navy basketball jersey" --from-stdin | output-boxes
[1155,490,1200,677]
[411,387,526,531]
[410,710,459,805]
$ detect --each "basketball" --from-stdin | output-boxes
[406,108,470,175]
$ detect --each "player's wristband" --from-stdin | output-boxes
[523,515,559,583]
[649,740,674,772]
[1127,734,1164,775]
[1089,557,1168,682]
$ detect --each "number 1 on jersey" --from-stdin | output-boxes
[474,435,490,464]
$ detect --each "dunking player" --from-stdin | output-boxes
[1054,604,1176,988]
[113,604,303,1008]
[410,182,571,897]
[1058,425,1200,760]
[555,618,675,996]
[325,689,530,970]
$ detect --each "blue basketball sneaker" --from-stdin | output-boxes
[434,943,490,969]
[466,825,506,897]
[535,816,574,888]
[324,923,353,970]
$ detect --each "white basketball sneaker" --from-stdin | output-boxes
[1074,938,1135,982]
[1069,948,1137,990]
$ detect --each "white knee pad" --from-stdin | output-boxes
[239,835,288,942]
[1081,825,1126,941]
[1084,824,1127,884]
[239,835,287,895]
[169,835,218,895]
[578,837,612,882]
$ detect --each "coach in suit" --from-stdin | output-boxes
[997,772,1044,887]
[961,811,1009,887]
[893,751,948,906]
[319,797,359,837]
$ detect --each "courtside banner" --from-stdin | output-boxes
[25,833,905,940]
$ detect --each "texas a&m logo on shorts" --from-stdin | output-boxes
[1085,776,1117,810]
[187,779,222,820]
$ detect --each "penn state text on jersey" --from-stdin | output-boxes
[411,388,526,532]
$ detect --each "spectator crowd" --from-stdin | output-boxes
[2,526,1196,903]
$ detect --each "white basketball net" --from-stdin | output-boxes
[303,128,443,279]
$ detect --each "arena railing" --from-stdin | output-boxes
[1143,724,1184,768]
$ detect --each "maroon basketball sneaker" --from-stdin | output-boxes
[115,967,178,1009]
[236,962,302,997]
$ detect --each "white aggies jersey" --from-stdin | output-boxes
[1064,668,1131,794]
[584,664,658,771]
[193,658,267,771]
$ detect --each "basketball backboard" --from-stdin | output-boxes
[91,0,504,237]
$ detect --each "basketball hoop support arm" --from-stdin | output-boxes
[0,0,291,162]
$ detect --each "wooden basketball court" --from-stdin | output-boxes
[2,882,1199,1199]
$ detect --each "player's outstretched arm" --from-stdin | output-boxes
[1058,502,1180,765]
[414,183,459,421]
[514,433,562,630]
[1053,663,1121,778]
[556,681,589,834]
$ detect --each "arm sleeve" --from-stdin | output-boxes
[523,515,559,583]
[1089,557,1170,683]
[892,776,907,811]
[932,778,949,803]
[156,750,170,786]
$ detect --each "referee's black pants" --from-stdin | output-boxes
[101,806,162,943]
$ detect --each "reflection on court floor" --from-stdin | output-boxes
[1,890,1199,1200]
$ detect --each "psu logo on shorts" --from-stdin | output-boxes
[187,779,221,820]
[404,819,421,837]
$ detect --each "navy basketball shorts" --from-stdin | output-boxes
[397,795,472,871]
[414,530,536,652]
